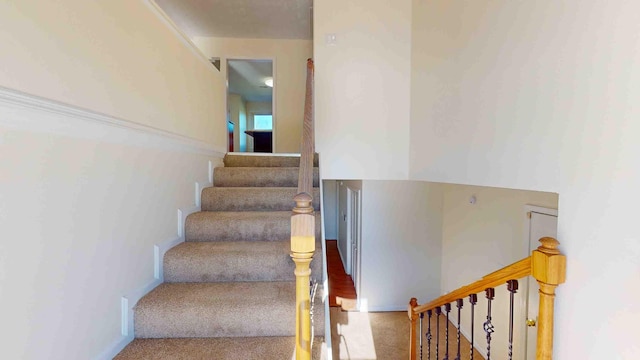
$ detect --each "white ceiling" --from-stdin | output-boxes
[155,0,313,39]
[228,60,273,103]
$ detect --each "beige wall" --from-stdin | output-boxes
[0,1,226,358]
[408,1,640,358]
[228,94,247,151]
[314,0,412,180]
[441,184,558,359]
[0,0,226,146]
[192,37,312,153]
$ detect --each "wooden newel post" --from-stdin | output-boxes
[408,298,419,360]
[291,192,315,360]
[531,237,566,360]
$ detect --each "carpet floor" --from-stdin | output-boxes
[331,308,485,360]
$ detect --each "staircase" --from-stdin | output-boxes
[115,153,324,359]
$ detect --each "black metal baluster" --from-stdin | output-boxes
[420,312,424,360]
[507,280,519,360]
[484,288,496,360]
[455,299,463,360]
[426,310,432,360]
[435,306,442,360]
[469,294,477,360]
[444,303,451,360]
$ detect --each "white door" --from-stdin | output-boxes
[526,210,558,360]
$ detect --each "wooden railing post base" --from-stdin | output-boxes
[291,251,314,360]
[291,59,315,360]
[408,298,419,360]
[532,237,566,360]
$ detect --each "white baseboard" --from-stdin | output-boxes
[156,206,200,280]
[97,199,204,359]
[226,152,302,157]
[337,244,349,275]
[195,181,212,208]
[95,276,162,360]
[458,325,489,359]
[95,328,135,360]
[360,304,406,312]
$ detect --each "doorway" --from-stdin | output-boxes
[226,59,274,153]
[524,206,558,360]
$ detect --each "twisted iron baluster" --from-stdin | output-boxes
[469,294,477,360]
[455,299,463,360]
[444,303,451,360]
[426,310,432,360]
[435,306,442,360]
[484,288,496,360]
[507,280,519,360]
[420,312,424,360]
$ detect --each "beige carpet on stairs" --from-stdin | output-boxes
[115,154,324,359]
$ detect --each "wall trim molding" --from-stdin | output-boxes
[0,86,226,157]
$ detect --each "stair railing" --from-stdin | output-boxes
[408,237,566,360]
[291,58,315,360]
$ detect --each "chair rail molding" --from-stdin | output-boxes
[0,85,225,157]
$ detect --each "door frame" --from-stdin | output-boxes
[225,57,277,153]
[347,187,362,301]
[522,205,558,360]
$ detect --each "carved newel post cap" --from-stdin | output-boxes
[408,298,418,319]
[293,192,314,214]
[532,237,566,285]
[538,237,561,254]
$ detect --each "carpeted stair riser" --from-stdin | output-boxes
[185,211,322,242]
[201,187,320,212]
[213,167,320,187]
[163,241,323,283]
[134,282,325,338]
[224,154,319,168]
[114,337,325,360]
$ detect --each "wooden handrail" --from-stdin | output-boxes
[297,58,315,200]
[290,58,315,360]
[413,257,531,315]
[408,238,566,360]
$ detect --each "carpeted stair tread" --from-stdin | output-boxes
[114,336,325,360]
[213,167,320,187]
[213,167,320,188]
[224,154,319,168]
[134,282,325,338]
[186,211,322,242]
[201,187,320,211]
[163,241,323,283]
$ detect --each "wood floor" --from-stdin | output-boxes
[326,240,357,308]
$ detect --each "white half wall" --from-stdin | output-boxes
[192,37,312,153]
[410,1,640,358]
[359,181,443,311]
[314,0,412,180]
